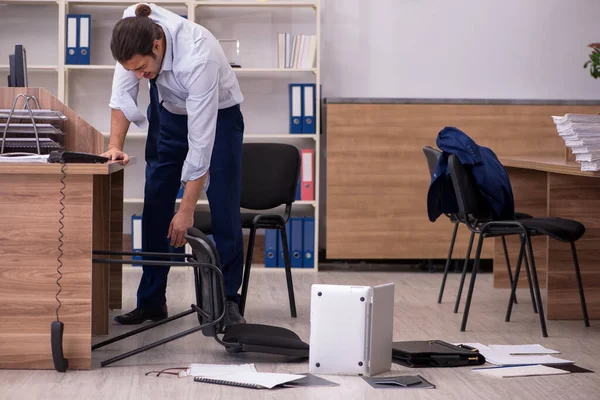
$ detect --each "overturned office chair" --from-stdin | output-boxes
[193,142,301,318]
[422,146,535,313]
[92,227,309,367]
[447,153,590,337]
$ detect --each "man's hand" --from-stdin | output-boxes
[101,147,130,165]
[168,209,194,248]
[169,175,206,248]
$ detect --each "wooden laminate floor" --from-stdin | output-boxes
[1,266,599,400]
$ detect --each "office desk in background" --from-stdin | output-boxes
[494,156,600,321]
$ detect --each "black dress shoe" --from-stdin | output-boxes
[114,305,168,325]
[224,301,246,326]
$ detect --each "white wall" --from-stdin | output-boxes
[321,0,600,99]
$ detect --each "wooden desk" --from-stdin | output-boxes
[494,156,600,320]
[0,160,134,370]
[0,87,134,369]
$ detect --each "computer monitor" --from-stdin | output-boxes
[7,44,28,88]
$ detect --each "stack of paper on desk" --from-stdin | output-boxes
[552,113,600,171]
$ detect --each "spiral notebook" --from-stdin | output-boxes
[193,371,306,389]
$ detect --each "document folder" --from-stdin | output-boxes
[302,217,314,268]
[131,214,142,266]
[264,229,278,268]
[300,149,314,200]
[66,14,91,64]
[78,15,91,65]
[66,15,78,64]
[302,84,316,134]
[290,217,303,268]
[289,84,303,134]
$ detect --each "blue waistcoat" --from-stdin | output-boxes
[427,126,515,222]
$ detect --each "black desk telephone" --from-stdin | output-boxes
[48,150,109,164]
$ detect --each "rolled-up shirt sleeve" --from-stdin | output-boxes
[108,4,147,128]
[180,60,220,189]
[109,63,147,129]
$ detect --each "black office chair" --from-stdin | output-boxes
[447,153,590,337]
[92,227,309,367]
[422,146,535,313]
[194,143,301,318]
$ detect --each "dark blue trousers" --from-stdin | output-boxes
[137,79,244,310]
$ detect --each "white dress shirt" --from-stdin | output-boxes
[109,3,244,185]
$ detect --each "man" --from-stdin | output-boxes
[102,3,246,327]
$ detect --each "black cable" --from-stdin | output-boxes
[51,161,69,372]
[56,162,66,321]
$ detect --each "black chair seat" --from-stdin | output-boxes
[193,211,261,234]
[522,218,585,242]
[484,217,585,243]
[222,323,309,358]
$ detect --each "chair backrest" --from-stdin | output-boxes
[240,143,301,210]
[422,146,441,178]
[185,227,226,337]
[447,154,490,221]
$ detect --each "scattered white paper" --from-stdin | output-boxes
[488,344,560,355]
[197,371,306,389]
[480,351,572,366]
[179,363,257,378]
[474,364,570,378]
[453,343,571,366]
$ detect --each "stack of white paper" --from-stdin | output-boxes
[552,113,600,171]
